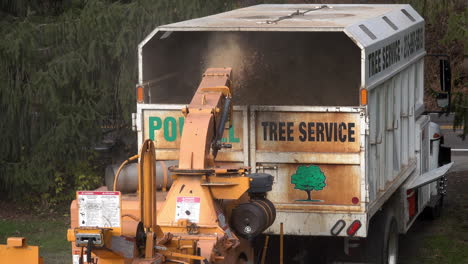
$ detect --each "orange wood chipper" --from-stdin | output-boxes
[64,68,275,264]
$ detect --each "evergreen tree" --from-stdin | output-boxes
[0,0,250,204]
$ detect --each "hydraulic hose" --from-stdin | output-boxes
[212,96,231,157]
[113,154,139,191]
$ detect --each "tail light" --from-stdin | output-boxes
[331,220,346,236]
[346,220,362,236]
[360,89,368,105]
[137,85,144,103]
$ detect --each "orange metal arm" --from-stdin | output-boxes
[138,139,157,230]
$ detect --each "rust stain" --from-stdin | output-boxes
[268,164,361,206]
[255,111,360,153]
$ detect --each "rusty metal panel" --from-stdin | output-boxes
[255,111,361,153]
[250,106,365,213]
[255,152,360,165]
[143,109,184,149]
[139,105,247,163]
[265,163,361,206]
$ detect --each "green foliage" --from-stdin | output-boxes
[401,0,467,137]
[291,165,326,200]
[441,8,468,51]
[0,0,248,205]
[443,8,468,139]
[453,92,468,140]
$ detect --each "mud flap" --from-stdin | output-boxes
[438,145,451,166]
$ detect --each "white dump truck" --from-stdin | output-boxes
[124,4,453,263]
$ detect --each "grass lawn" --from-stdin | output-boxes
[400,171,468,264]
[417,192,468,263]
[413,215,468,264]
[416,172,468,264]
[0,216,71,264]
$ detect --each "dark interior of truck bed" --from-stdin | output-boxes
[142,31,361,106]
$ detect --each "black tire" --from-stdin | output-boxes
[237,252,249,264]
[383,219,399,264]
[366,212,399,264]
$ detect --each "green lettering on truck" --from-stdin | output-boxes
[164,117,177,142]
[149,117,162,141]
[148,116,239,143]
[228,125,240,143]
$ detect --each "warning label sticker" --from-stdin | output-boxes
[73,254,86,264]
[175,197,201,223]
[78,191,120,228]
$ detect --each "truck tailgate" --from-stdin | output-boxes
[250,106,366,212]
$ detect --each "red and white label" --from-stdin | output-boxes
[175,197,201,223]
[77,191,120,228]
[78,191,119,195]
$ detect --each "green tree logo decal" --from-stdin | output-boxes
[291,165,326,202]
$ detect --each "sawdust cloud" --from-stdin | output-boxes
[201,32,266,104]
[146,31,360,106]
[200,31,361,106]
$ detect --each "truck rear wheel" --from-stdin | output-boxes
[366,212,399,264]
[384,219,399,264]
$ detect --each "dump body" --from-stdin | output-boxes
[136,4,427,237]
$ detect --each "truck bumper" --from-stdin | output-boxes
[264,211,367,237]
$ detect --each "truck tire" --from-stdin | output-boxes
[366,212,399,264]
[383,219,399,264]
